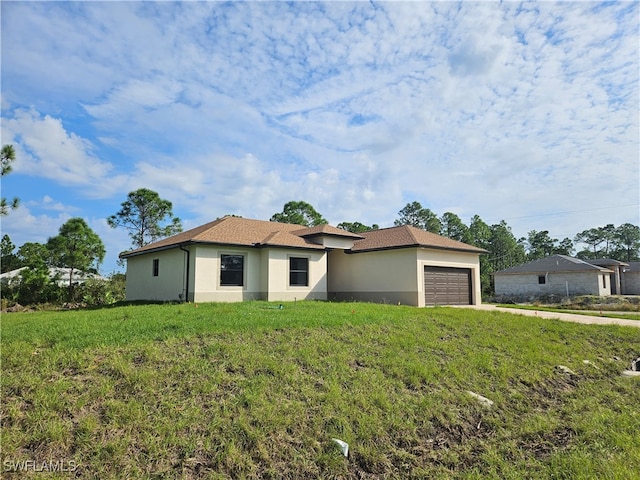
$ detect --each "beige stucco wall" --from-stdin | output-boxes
[190,245,260,302]
[328,248,419,305]
[310,236,356,250]
[127,245,327,302]
[495,272,611,299]
[190,245,327,303]
[261,249,327,301]
[328,247,482,307]
[126,245,328,303]
[125,248,188,302]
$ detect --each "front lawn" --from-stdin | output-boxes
[2,301,639,479]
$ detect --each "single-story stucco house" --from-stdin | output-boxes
[493,254,639,300]
[120,216,487,307]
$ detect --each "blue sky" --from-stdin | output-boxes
[1,1,638,274]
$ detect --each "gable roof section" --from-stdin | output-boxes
[293,224,364,239]
[494,255,612,275]
[349,225,487,254]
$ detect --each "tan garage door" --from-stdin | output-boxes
[424,266,472,306]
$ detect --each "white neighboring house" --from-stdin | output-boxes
[0,267,106,287]
[494,255,615,300]
[119,216,487,307]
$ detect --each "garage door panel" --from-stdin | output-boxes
[424,266,471,306]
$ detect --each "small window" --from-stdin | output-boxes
[538,275,546,285]
[602,275,607,288]
[289,257,309,286]
[152,259,159,277]
[220,254,244,286]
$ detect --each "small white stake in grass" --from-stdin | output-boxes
[555,365,576,375]
[466,391,494,407]
[332,438,349,457]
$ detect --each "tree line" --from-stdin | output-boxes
[269,200,640,296]
[1,188,182,306]
[2,187,639,305]
[1,218,110,306]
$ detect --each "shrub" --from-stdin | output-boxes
[5,266,65,306]
[77,275,126,307]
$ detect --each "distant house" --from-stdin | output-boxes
[493,255,613,299]
[0,267,106,287]
[120,216,487,307]
[583,258,629,295]
[620,262,640,295]
[494,255,640,299]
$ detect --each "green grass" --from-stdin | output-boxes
[2,301,640,479]
[496,304,640,321]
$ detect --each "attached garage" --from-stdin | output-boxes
[424,266,472,306]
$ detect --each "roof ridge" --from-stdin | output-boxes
[293,224,365,238]
[189,217,229,239]
[260,230,283,244]
[404,225,422,245]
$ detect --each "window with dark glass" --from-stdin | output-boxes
[538,275,546,284]
[289,257,309,286]
[220,254,244,286]
[152,259,159,277]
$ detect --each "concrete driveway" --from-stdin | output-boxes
[451,304,640,329]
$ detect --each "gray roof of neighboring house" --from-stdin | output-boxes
[625,262,640,273]
[585,258,629,268]
[494,255,612,275]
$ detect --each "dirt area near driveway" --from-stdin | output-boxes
[452,304,640,329]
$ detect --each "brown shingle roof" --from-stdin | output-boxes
[120,216,325,257]
[292,224,365,239]
[120,217,486,258]
[350,225,487,253]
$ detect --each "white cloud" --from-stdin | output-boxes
[1,108,128,197]
[0,202,71,246]
[0,0,637,259]
[40,195,72,212]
